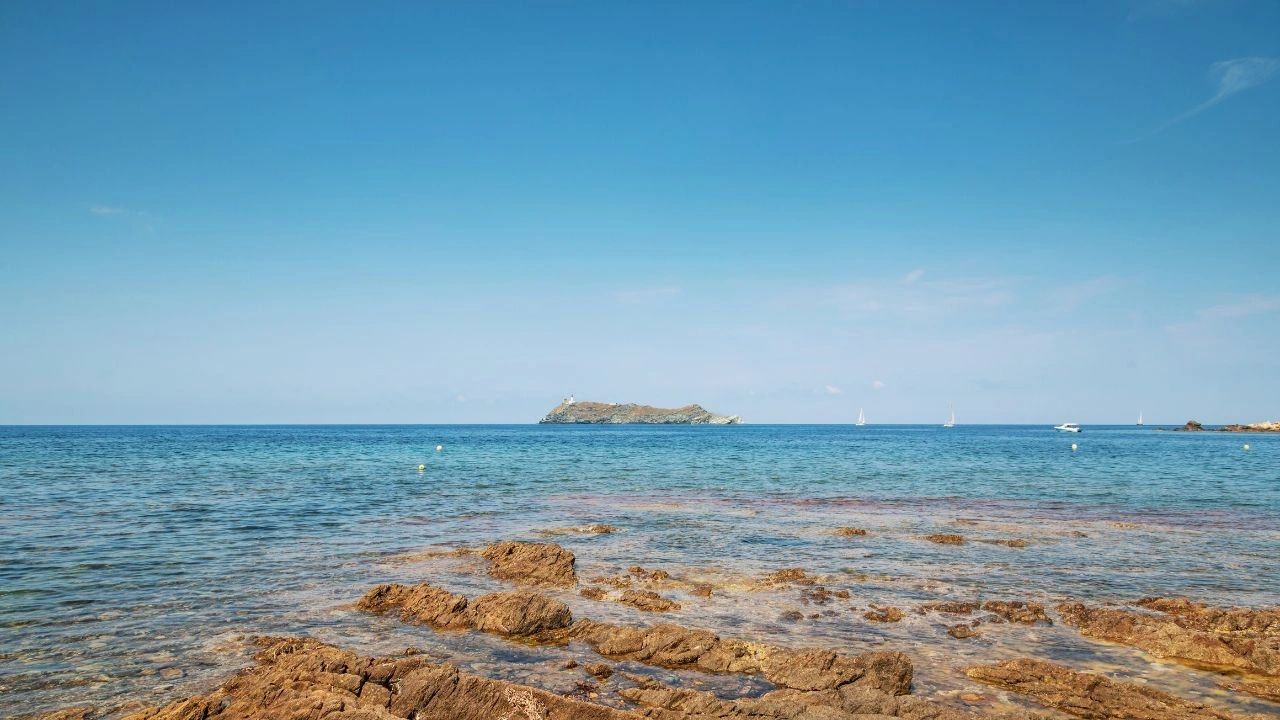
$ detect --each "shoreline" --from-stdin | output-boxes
[31,535,1280,720]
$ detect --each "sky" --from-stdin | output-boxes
[2,1,1278,424]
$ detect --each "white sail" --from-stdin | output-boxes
[856,408,866,426]
[943,402,955,428]
[1137,411,1144,426]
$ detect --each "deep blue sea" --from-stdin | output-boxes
[2,424,1278,717]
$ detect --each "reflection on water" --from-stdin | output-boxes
[1,424,1277,717]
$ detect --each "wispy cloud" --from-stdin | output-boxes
[903,268,925,284]
[801,274,1013,318]
[824,384,842,395]
[87,204,159,230]
[1166,293,1280,333]
[614,285,681,304]
[1157,57,1279,132]
[871,380,886,390]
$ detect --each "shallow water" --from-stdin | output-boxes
[1,424,1278,717]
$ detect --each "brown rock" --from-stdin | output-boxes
[584,524,618,534]
[628,566,671,582]
[32,708,98,720]
[357,583,472,629]
[1058,601,1280,675]
[579,586,607,601]
[967,657,1248,719]
[481,541,577,587]
[779,610,804,622]
[835,527,868,537]
[1221,676,1280,702]
[690,583,714,598]
[948,624,977,639]
[618,589,681,613]
[864,606,905,623]
[469,591,573,636]
[924,534,965,545]
[583,662,614,680]
[982,600,1050,625]
[116,636,637,720]
[761,568,816,586]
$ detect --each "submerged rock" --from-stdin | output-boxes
[864,606,906,623]
[978,538,1030,548]
[835,527,868,537]
[967,657,1249,719]
[112,636,639,720]
[982,601,1050,625]
[1058,600,1280,676]
[481,540,578,587]
[618,589,681,613]
[924,534,965,545]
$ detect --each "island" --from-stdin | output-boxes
[539,399,742,424]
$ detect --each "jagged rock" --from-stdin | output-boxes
[619,589,681,612]
[569,619,911,695]
[1058,600,1280,675]
[1134,597,1280,635]
[761,568,818,586]
[629,566,671,581]
[586,524,618,534]
[470,591,573,636]
[357,582,472,629]
[111,636,638,720]
[539,401,741,424]
[1175,420,1205,432]
[481,541,578,587]
[948,624,978,639]
[864,607,905,623]
[31,709,98,720]
[835,527,868,537]
[924,534,965,545]
[982,601,1050,625]
[967,657,1249,719]
[580,586,607,600]
[620,675,985,720]
[357,583,570,637]
[691,583,714,598]
[801,586,849,605]
[583,663,614,680]
[780,610,805,622]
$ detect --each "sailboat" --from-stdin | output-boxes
[1137,411,1144,426]
[855,408,866,426]
[943,403,955,428]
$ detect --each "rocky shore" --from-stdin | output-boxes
[539,400,742,424]
[39,538,1280,720]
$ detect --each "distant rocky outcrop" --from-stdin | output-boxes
[1171,419,1279,432]
[539,400,741,424]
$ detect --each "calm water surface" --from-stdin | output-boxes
[2,424,1277,717]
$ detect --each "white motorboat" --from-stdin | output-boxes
[1054,423,1082,433]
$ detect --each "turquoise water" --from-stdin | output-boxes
[2,424,1278,717]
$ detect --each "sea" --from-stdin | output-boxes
[2,424,1277,718]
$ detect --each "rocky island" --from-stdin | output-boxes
[539,399,741,424]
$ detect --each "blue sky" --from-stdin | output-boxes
[2,1,1278,424]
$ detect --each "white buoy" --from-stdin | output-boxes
[417,464,425,471]
[436,444,443,452]
[1243,444,1250,451]
[1071,443,1078,451]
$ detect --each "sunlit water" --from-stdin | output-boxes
[2,424,1277,718]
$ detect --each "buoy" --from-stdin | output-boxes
[418,464,425,471]
[436,444,443,452]
[1243,444,1250,451]
[1071,443,1078,451]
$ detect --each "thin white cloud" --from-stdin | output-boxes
[871,380,886,390]
[89,205,126,216]
[1160,57,1279,131]
[903,268,925,284]
[804,275,1013,317]
[87,204,159,230]
[614,285,681,304]
[824,384,842,395]
[1166,294,1280,333]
